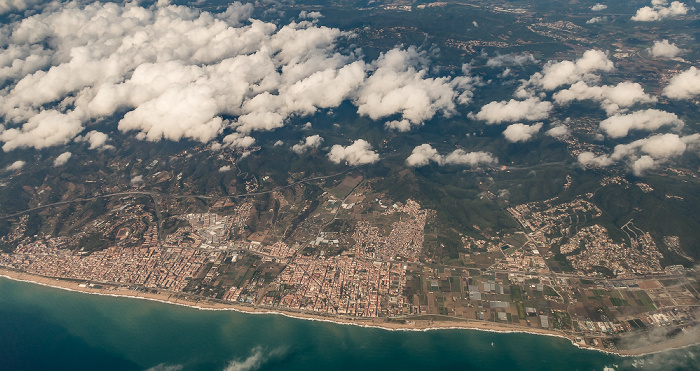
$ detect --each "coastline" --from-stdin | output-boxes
[1,268,696,358]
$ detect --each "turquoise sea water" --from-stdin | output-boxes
[0,277,698,371]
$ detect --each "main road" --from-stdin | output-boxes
[0,165,363,220]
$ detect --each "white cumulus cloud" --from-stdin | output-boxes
[443,149,498,166]
[0,110,83,151]
[299,10,323,19]
[503,122,543,142]
[5,160,25,171]
[223,133,256,148]
[76,130,110,150]
[631,155,657,176]
[553,81,656,114]
[663,67,700,99]
[546,124,569,139]
[632,0,688,21]
[291,134,323,154]
[327,139,379,165]
[53,151,72,166]
[353,49,477,131]
[474,97,552,124]
[486,52,536,67]
[586,16,607,24]
[578,133,700,175]
[578,152,615,168]
[406,144,442,167]
[385,119,412,132]
[649,39,682,58]
[405,144,497,167]
[599,109,682,138]
[591,3,608,11]
[520,49,614,91]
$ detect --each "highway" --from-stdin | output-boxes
[0,165,362,220]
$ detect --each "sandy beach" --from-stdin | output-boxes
[1,267,696,357]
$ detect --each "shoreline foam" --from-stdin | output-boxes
[1,268,697,358]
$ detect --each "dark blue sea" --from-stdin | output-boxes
[0,277,697,371]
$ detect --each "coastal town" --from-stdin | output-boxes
[1,178,698,355]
